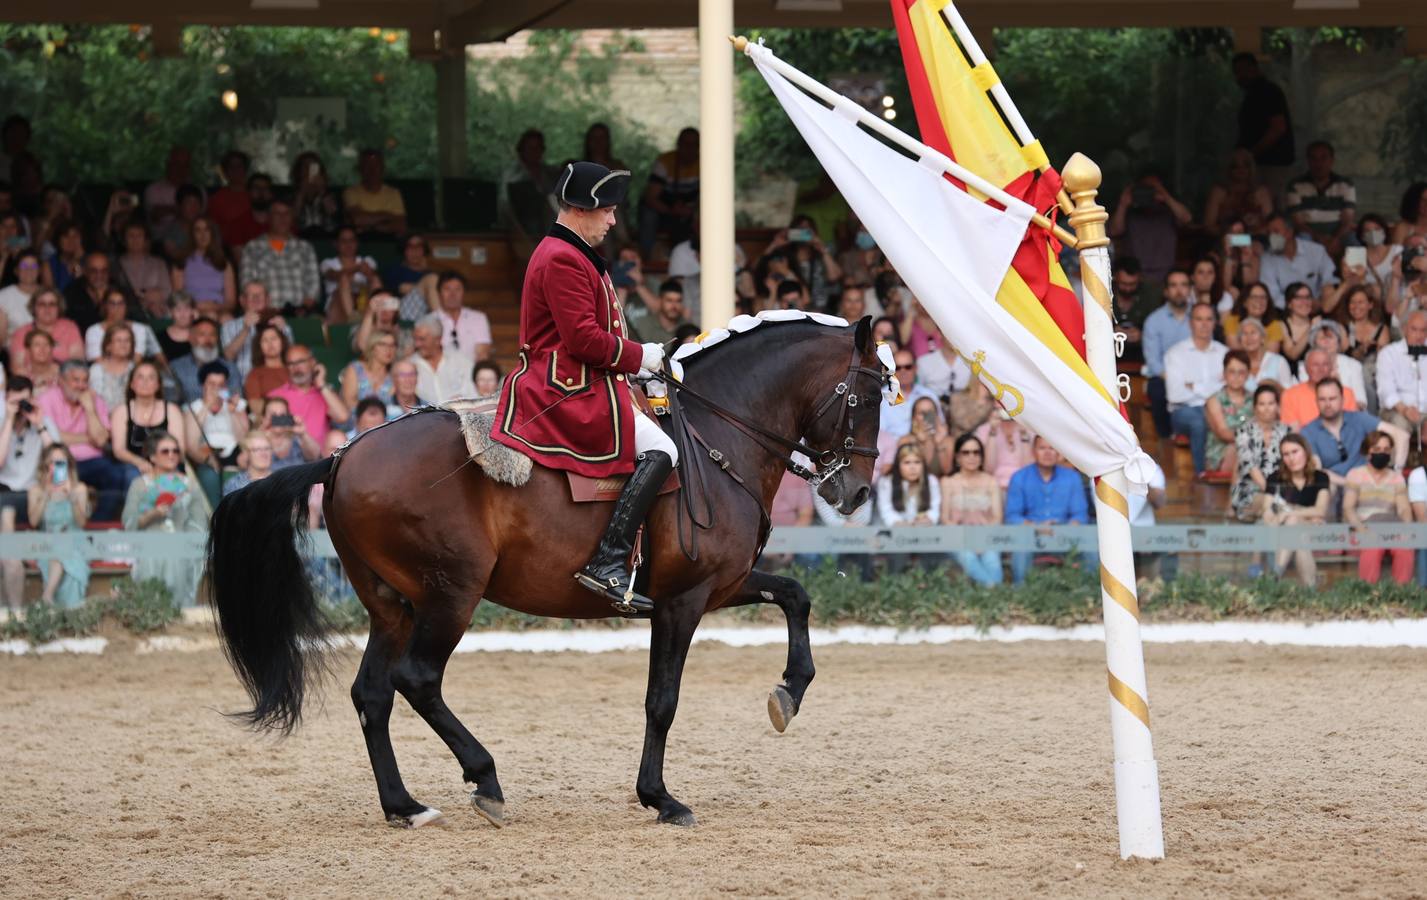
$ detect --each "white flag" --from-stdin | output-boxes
[750,43,1153,486]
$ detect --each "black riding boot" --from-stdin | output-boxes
[575,450,673,615]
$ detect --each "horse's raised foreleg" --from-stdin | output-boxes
[636,590,706,826]
[390,598,506,828]
[721,570,816,733]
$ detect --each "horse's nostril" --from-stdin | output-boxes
[853,486,870,508]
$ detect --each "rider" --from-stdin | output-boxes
[491,161,679,613]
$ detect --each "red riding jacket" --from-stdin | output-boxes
[491,225,645,477]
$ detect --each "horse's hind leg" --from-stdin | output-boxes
[722,570,816,733]
[390,592,506,828]
[347,576,438,827]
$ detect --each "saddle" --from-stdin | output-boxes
[442,396,680,502]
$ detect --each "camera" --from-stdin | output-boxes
[787,228,814,244]
[17,399,34,415]
[1130,185,1158,212]
[1227,233,1253,248]
[270,413,295,428]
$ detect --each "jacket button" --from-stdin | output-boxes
[613,322,621,330]
[565,377,574,386]
[616,374,625,382]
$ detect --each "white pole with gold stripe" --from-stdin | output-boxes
[1063,152,1165,860]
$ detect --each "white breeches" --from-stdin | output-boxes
[634,408,678,465]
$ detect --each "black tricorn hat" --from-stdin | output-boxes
[556,161,631,210]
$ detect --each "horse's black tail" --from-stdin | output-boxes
[207,457,336,734]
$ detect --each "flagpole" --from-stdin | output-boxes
[731,36,1077,249]
[1063,152,1165,860]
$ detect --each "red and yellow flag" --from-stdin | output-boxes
[890,0,1087,360]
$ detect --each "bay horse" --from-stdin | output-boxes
[207,315,885,829]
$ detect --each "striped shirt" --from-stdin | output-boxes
[1285,172,1356,236]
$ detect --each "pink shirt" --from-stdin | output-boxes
[36,384,111,461]
[437,307,492,361]
[267,383,330,445]
[11,319,85,363]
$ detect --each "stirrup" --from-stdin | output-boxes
[574,571,654,616]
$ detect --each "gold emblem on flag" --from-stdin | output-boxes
[959,349,1024,417]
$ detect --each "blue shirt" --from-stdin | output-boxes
[170,354,240,405]
[1299,411,1380,477]
[1004,464,1089,525]
[1141,304,1191,378]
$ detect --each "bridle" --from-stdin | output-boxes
[651,341,885,487]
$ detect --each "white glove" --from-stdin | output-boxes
[640,342,665,372]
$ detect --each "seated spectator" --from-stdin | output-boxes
[1141,269,1193,440]
[1308,320,1367,408]
[1109,170,1193,286]
[1392,241,1427,329]
[268,344,350,446]
[255,398,320,473]
[903,395,955,478]
[122,432,207,606]
[940,433,1003,586]
[26,443,90,607]
[350,397,388,436]
[89,324,137,412]
[1236,318,1295,390]
[154,293,194,364]
[1004,436,1092,584]
[387,359,425,418]
[42,220,85,293]
[0,248,42,334]
[1393,181,1427,246]
[171,316,237,404]
[172,216,236,318]
[632,279,693,345]
[667,230,747,324]
[407,314,474,405]
[768,468,817,571]
[343,148,407,238]
[1281,350,1358,429]
[977,409,1035,490]
[947,378,995,437]
[811,475,874,580]
[64,251,127,335]
[1285,140,1356,258]
[898,295,942,360]
[870,315,898,349]
[116,220,171,317]
[1164,302,1227,473]
[432,272,492,362]
[352,290,413,359]
[290,152,340,238]
[835,284,869,323]
[778,216,843,312]
[340,332,396,410]
[876,443,941,573]
[222,281,292,384]
[0,211,29,287]
[582,123,634,252]
[38,360,132,519]
[209,152,265,253]
[239,198,320,317]
[0,377,50,609]
[1349,215,1402,303]
[1409,426,1427,588]
[144,146,202,232]
[473,360,503,397]
[499,129,560,263]
[879,348,938,440]
[187,360,248,507]
[1260,216,1337,308]
[638,127,699,257]
[84,287,160,361]
[1190,257,1231,311]
[10,287,83,365]
[1204,350,1252,475]
[110,359,185,479]
[915,339,972,401]
[155,184,204,262]
[1110,256,1150,365]
[1202,148,1274,237]
[20,330,60,393]
[1299,376,1407,487]
[1342,429,1413,585]
[383,234,432,299]
[1222,282,1284,351]
[223,430,274,496]
[1278,281,1320,373]
[1373,309,1427,436]
[1230,384,1290,522]
[1337,285,1390,367]
[321,226,382,318]
[1262,434,1330,586]
[774,278,811,312]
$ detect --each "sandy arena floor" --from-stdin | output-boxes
[2,635,1425,898]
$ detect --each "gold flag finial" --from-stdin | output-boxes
[1062,152,1109,250]
[730,35,749,52]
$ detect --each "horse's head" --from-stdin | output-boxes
[802,316,886,515]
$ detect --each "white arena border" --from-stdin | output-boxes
[3,620,1426,657]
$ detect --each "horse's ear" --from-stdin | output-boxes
[854,315,873,353]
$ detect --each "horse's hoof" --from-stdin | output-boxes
[658,808,697,827]
[768,685,798,733]
[471,792,506,828]
[388,806,445,829]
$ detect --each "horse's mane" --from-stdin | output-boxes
[668,310,851,377]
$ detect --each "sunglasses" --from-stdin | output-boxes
[958,449,983,456]
[896,363,915,371]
